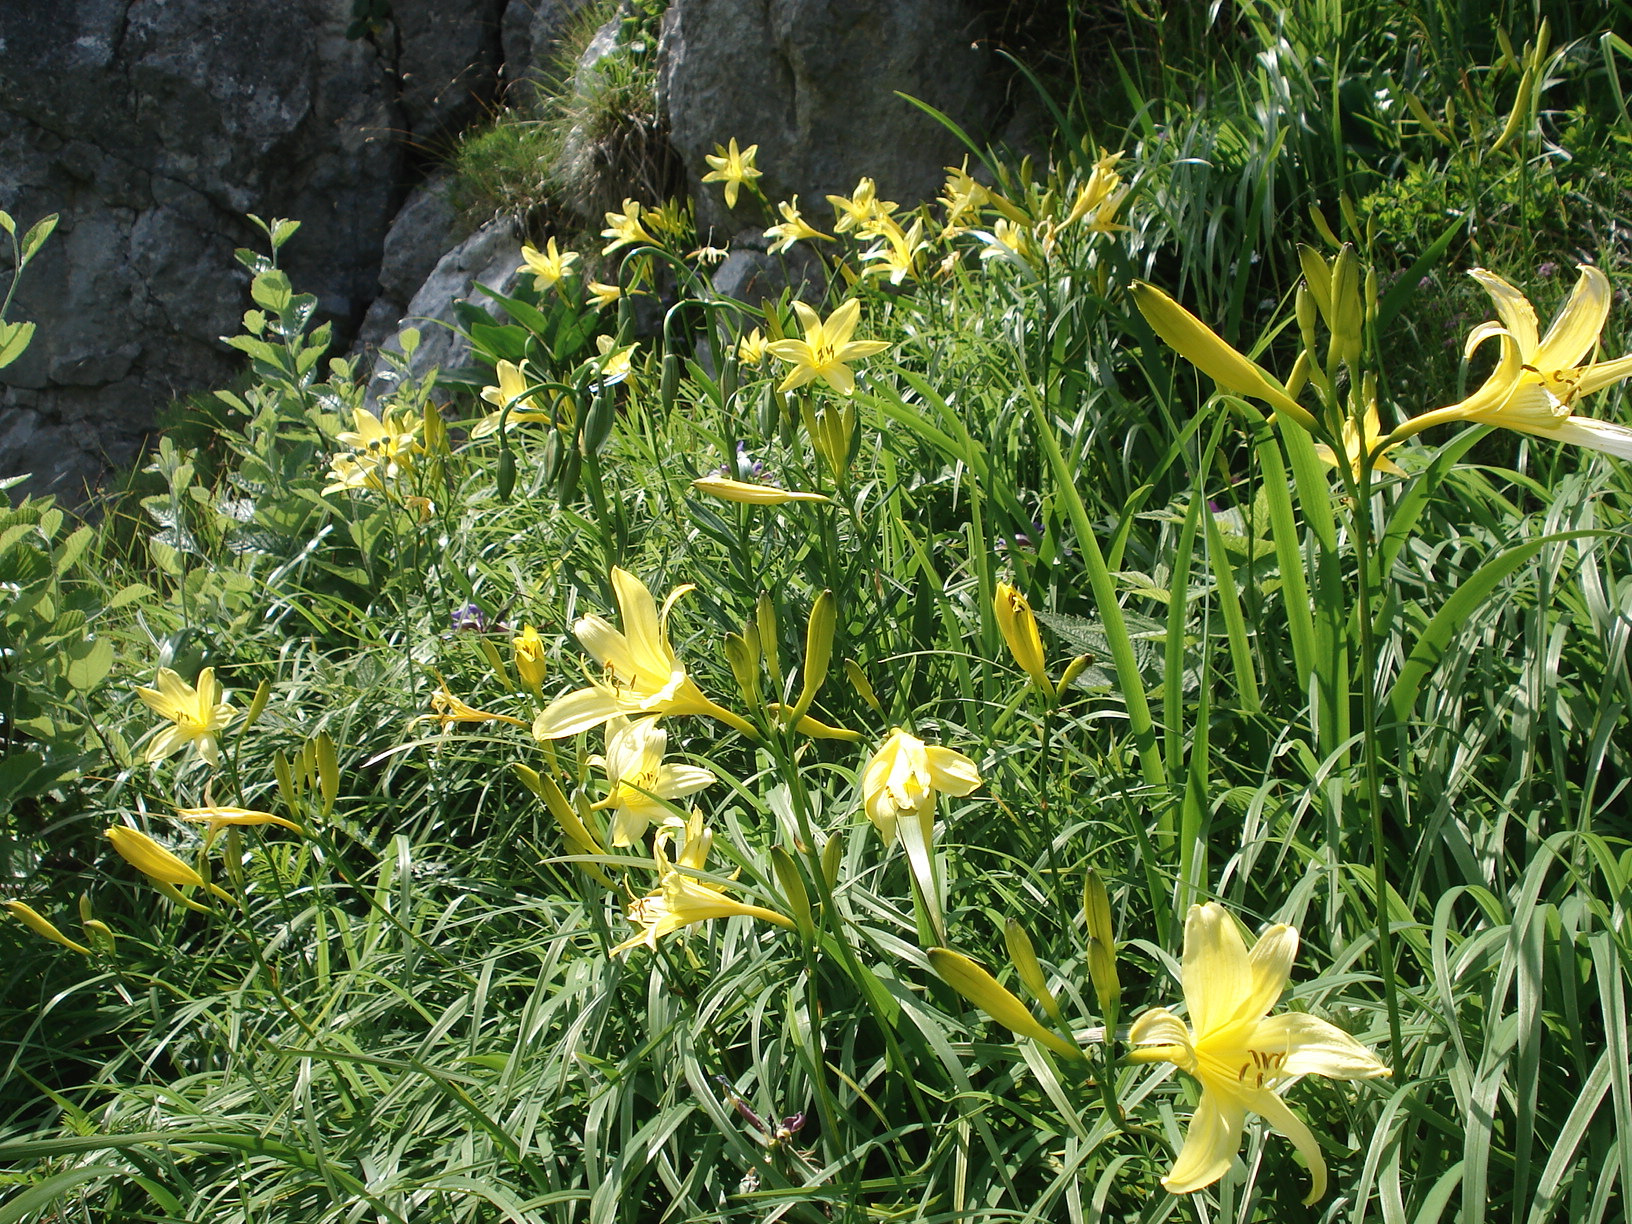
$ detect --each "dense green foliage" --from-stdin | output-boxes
[6,3,1632,1221]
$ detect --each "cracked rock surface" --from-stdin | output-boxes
[0,0,510,500]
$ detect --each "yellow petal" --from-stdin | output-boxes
[532,686,625,739]
[1181,901,1255,1037]
[1242,1085,1329,1204]
[923,745,981,795]
[1160,1089,1246,1195]
[1535,265,1610,371]
[1257,1012,1392,1080]
[1241,922,1298,1022]
[1470,268,1539,356]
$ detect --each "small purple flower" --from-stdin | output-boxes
[451,603,488,632]
[1538,261,1559,279]
[719,442,765,481]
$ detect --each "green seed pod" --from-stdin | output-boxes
[582,386,615,456]
[496,445,517,501]
[660,353,679,415]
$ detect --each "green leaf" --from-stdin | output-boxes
[250,268,293,313]
[63,636,114,690]
[19,213,58,264]
[0,321,36,370]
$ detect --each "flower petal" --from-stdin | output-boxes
[1576,352,1632,397]
[1470,268,1539,357]
[1256,1012,1392,1080]
[1181,902,1254,1037]
[923,745,982,795]
[1240,922,1297,1022]
[1240,1085,1329,1204]
[1535,265,1610,372]
[1161,1089,1246,1195]
[1547,415,1632,460]
[1128,1005,1194,1053]
[532,686,625,739]
[824,298,862,348]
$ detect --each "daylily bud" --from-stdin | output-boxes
[821,828,843,891]
[1083,869,1120,1018]
[993,582,1053,698]
[723,631,762,712]
[792,590,836,721]
[756,592,783,690]
[4,900,93,956]
[513,624,548,696]
[660,353,679,415]
[845,657,882,713]
[769,846,814,937]
[104,827,233,905]
[422,399,448,455]
[927,947,1081,1059]
[1059,654,1093,691]
[242,679,272,733]
[1129,282,1315,431]
[1004,917,1066,1025]
[273,749,298,808]
[496,444,517,501]
[83,919,118,954]
[514,765,615,888]
[582,386,616,456]
[721,352,739,406]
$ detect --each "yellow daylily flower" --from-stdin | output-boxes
[592,334,637,388]
[861,728,982,843]
[692,475,829,504]
[532,568,756,739]
[4,900,93,956]
[513,624,548,694]
[586,280,623,309]
[1064,149,1130,232]
[940,159,991,229]
[1128,902,1391,1203]
[1130,283,1317,431]
[764,196,833,254]
[602,199,656,255]
[173,806,305,835]
[105,826,234,904]
[826,176,898,235]
[473,359,559,439]
[590,715,716,847]
[325,404,420,492]
[1388,264,1632,458]
[993,581,1054,697]
[135,666,237,767]
[517,238,579,292]
[1314,398,1405,480]
[701,137,763,209]
[422,676,531,732]
[611,813,795,954]
[765,299,891,396]
[737,327,768,366]
[861,217,927,286]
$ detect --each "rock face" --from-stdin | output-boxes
[0,0,510,500]
[658,0,999,239]
[0,0,1011,501]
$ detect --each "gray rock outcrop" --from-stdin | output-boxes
[658,0,1000,240]
[0,0,510,500]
